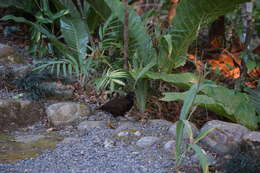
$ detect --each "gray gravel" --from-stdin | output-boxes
[0,123,177,173]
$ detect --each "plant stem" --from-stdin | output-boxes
[123,0,129,70]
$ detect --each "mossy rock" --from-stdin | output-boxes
[0,99,45,130]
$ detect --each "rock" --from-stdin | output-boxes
[216,131,260,173]
[39,82,74,100]
[0,64,31,89]
[117,131,129,137]
[116,121,138,132]
[0,43,25,64]
[46,102,91,127]
[62,137,80,144]
[242,131,260,155]
[0,98,45,130]
[136,136,160,148]
[15,135,45,143]
[0,44,31,90]
[134,131,142,136]
[11,64,32,80]
[243,131,260,143]
[168,121,198,138]
[192,152,217,166]
[0,65,12,82]
[148,119,173,131]
[163,140,176,154]
[77,120,106,132]
[149,119,173,127]
[200,120,249,154]
[104,138,115,148]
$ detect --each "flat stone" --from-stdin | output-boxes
[77,120,106,132]
[136,136,160,148]
[15,135,45,143]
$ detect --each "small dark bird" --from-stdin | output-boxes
[97,92,135,116]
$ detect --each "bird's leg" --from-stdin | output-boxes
[106,116,117,129]
[140,111,149,125]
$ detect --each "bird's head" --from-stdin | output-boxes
[126,92,135,100]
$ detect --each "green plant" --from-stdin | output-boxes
[93,68,129,94]
[167,0,250,70]
[0,0,70,58]
[29,0,69,57]
[160,82,259,129]
[170,81,215,173]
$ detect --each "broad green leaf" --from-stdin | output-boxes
[201,85,257,129]
[56,0,80,17]
[87,0,111,21]
[146,72,198,88]
[169,0,250,69]
[87,0,111,33]
[161,86,258,129]
[60,17,89,60]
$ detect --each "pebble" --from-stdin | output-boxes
[136,136,160,148]
[163,140,176,154]
[134,131,141,136]
[104,138,115,148]
[117,131,129,137]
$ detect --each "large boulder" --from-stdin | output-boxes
[0,98,45,130]
[200,120,249,154]
[46,102,91,127]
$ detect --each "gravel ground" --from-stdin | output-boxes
[0,121,181,173]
